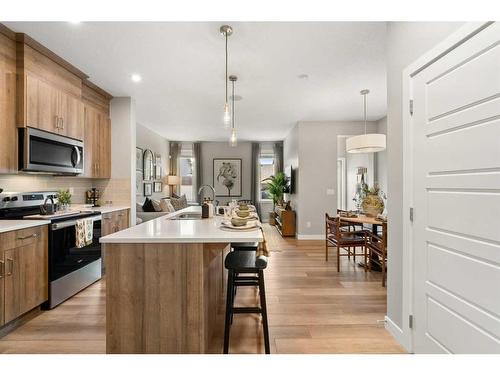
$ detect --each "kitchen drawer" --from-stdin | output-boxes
[0,225,45,251]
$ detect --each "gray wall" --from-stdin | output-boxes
[285,121,377,237]
[200,141,253,205]
[386,22,464,329]
[136,123,170,201]
[283,125,300,218]
[375,116,388,196]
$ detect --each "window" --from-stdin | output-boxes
[178,143,196,202]
[260,156,275,201]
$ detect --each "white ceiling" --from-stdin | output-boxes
[4,22,387,141]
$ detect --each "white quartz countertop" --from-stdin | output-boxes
[0,220,50,234]
[70,204,130,215]
[100,206,263,244]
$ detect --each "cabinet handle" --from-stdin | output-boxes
[61,118,64,130]
[0,260,4,279]
[17,233,39,240]
[55,116,60,129]
[6,258,13,276]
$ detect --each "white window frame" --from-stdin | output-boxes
[259,154,275,203]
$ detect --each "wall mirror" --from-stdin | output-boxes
[143,149,154,181]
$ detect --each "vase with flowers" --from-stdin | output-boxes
[361,183,386,217]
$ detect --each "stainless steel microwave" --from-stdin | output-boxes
[19,127,84,175]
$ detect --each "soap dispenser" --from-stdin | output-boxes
[202,198,209,219]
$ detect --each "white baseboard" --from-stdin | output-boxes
[385,315,411,353]
[296,234,324,240]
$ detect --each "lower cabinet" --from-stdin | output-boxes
[0,225,48,327]
[101,209,129,270]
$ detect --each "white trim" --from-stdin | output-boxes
[297,234,324,240]
[401,22,493,354]
[385,315,410,353]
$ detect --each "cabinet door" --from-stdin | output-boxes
[97,114,111,178]
[83,105,98,177]
[102,213,115,236]
[115,210,129,231]
[3,248,20,324]
[17,233,48,316]
[26,75,59,134]
[59,91,84,141]
[0,251,5,326]
[0,70,17,173]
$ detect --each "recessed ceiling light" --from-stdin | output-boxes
[131,74,142,83]
[298,74,309,79]
[68,21,81,25]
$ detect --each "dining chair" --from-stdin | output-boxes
[366,221,387,286]
[325,213,367,272]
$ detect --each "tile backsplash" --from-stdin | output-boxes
[0,175,131,206]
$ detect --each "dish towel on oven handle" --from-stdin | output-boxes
[75,218,94,248]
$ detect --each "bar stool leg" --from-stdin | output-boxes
[223,270,234,354]
[258,270,270,354]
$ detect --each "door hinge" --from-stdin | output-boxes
[409,207,414,222]
[409,99,414,116]
[409,315,414,329]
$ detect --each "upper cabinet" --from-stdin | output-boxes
[16,39,85,141]
[24,75,84,140]
[0,24,113,177]
[82,81,112,178]
[0,28,17,173]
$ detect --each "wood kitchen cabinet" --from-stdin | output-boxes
[0,225,48,327]
[24,74,84,140]
[84,104,111,178]
[102,209,129,236]
[16,36,86,141]
[101,209,129,271]
[0,28,17,173]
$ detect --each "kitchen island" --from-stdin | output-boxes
[100,206,262,354]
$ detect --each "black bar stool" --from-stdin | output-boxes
[223,250,270,354]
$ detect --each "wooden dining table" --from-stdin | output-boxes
[337,214,387,269]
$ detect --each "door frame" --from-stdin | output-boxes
[400,21,494,353]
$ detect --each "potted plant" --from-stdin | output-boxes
[57,189,72,211]
[262,172,289,225]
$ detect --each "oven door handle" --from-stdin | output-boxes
[51,215,102,230]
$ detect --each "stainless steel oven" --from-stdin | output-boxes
[19,127,84,174]
[47,213,102,308]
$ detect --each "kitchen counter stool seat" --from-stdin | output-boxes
[223,250,270,354]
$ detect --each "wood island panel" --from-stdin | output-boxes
[105,242,230,354]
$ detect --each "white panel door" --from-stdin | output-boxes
[411,22,500,353]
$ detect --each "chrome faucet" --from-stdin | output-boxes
[198,184,216,202]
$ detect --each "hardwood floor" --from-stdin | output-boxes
[0,224,404,354]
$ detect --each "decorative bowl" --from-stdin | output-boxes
[236,210,250,218]
[231,217,247,227]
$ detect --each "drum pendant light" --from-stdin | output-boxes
[346,89,386,153]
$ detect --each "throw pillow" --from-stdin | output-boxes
[170,194,188,211]
[160,198,176,213]
[142,198,156,212]
[151,199,162,212]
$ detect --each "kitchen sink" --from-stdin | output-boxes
[169,213,203,220]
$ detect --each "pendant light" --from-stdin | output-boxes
[220,25,233,128]
[229,75,238,147]
[346,89,386,153]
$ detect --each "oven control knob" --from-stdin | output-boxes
[10,196,18,201]
[2,197,11,202]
